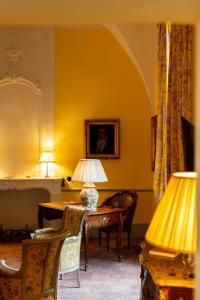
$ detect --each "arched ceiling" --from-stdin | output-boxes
[106,24,157,111]
[1,0,198,112]
[0,0,199,25]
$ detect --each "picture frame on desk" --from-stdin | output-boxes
[149,247,179,259]
[85,119,120,159]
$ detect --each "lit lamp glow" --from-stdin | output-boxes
[40,151,55,178]
[145,172,197,272]
[72,159,108,211]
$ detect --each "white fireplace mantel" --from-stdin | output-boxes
[0,177,62,200]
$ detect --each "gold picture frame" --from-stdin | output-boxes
[85,119,120,159]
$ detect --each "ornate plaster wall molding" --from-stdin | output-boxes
[0,42,42,94]
[0,27,54,178]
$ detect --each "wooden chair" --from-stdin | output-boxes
[99,191,138,250]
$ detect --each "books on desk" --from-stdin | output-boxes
[149,247,179,259]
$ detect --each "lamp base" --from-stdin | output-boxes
[182,254,195,267]
[182,254,195,279]
[80,183,98,211]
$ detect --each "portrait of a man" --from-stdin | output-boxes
[85,119,120,159]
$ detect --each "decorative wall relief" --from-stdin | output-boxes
[0,28,54,178]
[4,43,23,78]
[0,42,41,94]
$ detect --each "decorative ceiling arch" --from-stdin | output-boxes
[105,24,157,112]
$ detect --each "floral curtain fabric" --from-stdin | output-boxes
[154,23,193,201]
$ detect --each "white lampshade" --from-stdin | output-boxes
[40,151,55,178]
[72,159,108,183]
[40,151,55,163]
[145,172,197,254]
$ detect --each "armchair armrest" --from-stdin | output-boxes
[34,227,59,238]
[0,260,19,277]
[64,235,81,243]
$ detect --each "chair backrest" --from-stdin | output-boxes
[103,191,138,228]
[19,232,68,299]
[59,205,88,276]
[60,204,88,236]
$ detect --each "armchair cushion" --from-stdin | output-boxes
[0,277,21,300]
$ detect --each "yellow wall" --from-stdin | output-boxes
[54,27,153,224]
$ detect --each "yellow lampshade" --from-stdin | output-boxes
[40,151,55,163]
[145,172,197,254]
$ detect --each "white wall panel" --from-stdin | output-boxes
[0,27,54,177]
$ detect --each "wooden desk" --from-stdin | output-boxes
[139,243,194,300]
[38,201,124,271]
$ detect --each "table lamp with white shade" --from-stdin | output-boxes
[40,151,55,178]
[71,159,108,211]
[145,172,197,275]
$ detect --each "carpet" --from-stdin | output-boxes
[58,238,142,300]
[0,238,142,300]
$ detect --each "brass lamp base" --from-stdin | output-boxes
[182,254,195,278]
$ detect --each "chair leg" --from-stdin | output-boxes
[106,231,110,252]
[99,230,102,247]
[128,230,131,249]
[76,269,80,288]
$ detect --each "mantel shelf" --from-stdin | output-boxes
[0,177,62,200]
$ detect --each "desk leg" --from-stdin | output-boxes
[38,210,44,228]
[83,222,89,271]
[116,213,122,262]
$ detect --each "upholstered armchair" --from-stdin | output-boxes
[34,205,88,287]
[99,191,138,250]
[0,231,69,300]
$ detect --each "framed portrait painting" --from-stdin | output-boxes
[85,119,120,159]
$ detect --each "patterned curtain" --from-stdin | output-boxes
[154,23,193,201]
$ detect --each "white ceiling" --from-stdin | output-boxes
[0,0,199,25]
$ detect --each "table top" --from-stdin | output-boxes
[38,201,125,215]
[139,243,195,289]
